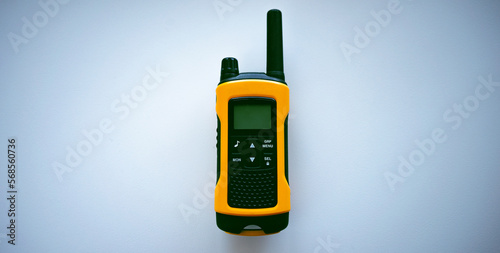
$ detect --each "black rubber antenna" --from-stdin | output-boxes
[266,9,285,81]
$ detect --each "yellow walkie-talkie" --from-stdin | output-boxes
[215,9,290,236]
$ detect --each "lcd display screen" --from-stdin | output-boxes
[233,104,271,129]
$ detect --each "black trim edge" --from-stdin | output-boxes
[216,116,221,184]
[218,72,286,86]
[216,212,289,235]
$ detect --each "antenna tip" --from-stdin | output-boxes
[266,9,285,81]
[267,9,282,20]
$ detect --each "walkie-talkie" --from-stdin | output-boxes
[215,9,290,236]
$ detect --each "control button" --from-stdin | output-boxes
[238,138,259,159]
[244,153,261,168]
[246,155,259,165]
[244,138,260,150]
[263,154,274,168]
[229,155,242,168]
[262,139,274,149]
[230,138,243,154]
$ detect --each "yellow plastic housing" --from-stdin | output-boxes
[215,79,290,217]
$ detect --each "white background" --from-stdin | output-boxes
[1,0,499,252]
